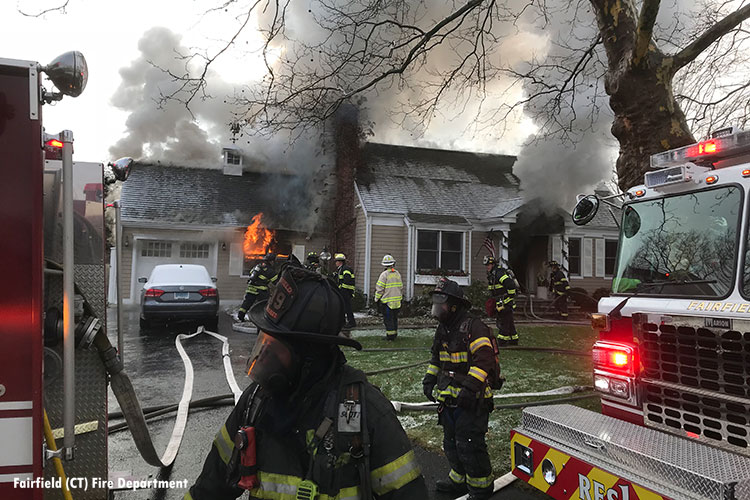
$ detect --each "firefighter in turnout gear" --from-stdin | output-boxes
[237,253,278,322]
[374,254,403,341]
[304,251,321,273]
[335,253,357,328]
[548,260,570,319]
[186,266,428,500]
[422,278,496,500]
[484,255,519,346]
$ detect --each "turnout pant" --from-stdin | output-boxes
[439,405,493,499]
[496,308,518,344]
[384,306,400,339]
[552,293,568,319]
[341,292,356,326]
[239,290,268,316]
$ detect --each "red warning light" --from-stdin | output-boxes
[46,139,64,148]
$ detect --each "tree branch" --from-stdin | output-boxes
[673,3,750,70]
[19,0,69,17]
[633,0,661,66]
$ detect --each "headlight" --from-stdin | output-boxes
[594,374,610,393]
[542,458,557,485]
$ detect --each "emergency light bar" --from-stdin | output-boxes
[650,129,750,169]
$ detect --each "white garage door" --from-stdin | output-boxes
[132,239,217,303]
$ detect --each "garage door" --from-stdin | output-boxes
[132,239,217,303]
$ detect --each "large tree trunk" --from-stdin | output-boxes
[590,0,696,191]
[608,52,695,190]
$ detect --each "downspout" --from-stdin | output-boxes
[404,216,413,300]
[364,216,372,303]
[467,229,472,284]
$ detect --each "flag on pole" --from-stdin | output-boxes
[483,230,496,258]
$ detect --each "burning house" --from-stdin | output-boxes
[116,147,330,305]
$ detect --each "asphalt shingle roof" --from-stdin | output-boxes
[356,143,521,221]
[120,164,308,230]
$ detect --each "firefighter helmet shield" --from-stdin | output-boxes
[334,253,346,261]
[430,277,471,308]
[381,254,396,266]
[483,255,497,266]
[246,332,301,394]
[248,266,362,349]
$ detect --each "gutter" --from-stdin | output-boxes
[404,215,413,301]
[354,184,372,303]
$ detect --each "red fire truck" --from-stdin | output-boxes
[511,129,750,499]
[0,53,137,500]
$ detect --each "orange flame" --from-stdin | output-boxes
[243,213,274,257]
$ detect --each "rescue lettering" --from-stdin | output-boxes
[578,474,630,500]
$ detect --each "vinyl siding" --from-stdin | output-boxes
[354,209,367,293]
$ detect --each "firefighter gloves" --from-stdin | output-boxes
[422,374,437,402]
[456,388,477,411]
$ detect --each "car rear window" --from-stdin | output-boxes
[149,265,211,284]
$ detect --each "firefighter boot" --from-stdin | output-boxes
[435,478,468,495]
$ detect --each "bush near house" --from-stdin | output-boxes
[347,323,600,475]
[569,287,599,312]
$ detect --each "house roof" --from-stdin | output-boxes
[356,142,521,222]
[120,163,307,230]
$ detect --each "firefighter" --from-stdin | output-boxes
[334,253,356,328]
[422,278,495,500]
[304,251,320,272]
[237,253,278,322]
[548,260,570,319]
[186,266,428,499]
[484,255,519,346]
[374,254,403,341]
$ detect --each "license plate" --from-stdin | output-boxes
[174,292,190,299]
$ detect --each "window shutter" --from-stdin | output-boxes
[229,243,243,276]
[595,239,605,277]
[552,236,562,264]
[583,238,593,277]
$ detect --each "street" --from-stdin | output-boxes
[108,307,546,500]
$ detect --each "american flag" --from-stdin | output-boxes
[483,230,496,258]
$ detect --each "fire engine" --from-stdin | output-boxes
[511,129,750,499]
[0,53,147,500]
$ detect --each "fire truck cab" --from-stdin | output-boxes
[512,129,750,499]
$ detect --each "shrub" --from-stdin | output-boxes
[568,287,598,312]
[593,287,611,302]
[352,288,367,312]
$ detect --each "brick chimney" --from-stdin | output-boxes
[332,105,361,267]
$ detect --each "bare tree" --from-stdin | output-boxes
[27,0,750,190]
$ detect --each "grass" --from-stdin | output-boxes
[344,323,601,474]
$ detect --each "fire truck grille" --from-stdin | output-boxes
[638,317,750,457]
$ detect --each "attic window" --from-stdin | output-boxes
[226,150,241,165]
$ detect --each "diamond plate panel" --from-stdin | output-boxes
[520,404,750,500]
[44,265,108,499]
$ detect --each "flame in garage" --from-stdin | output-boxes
[243,213,274,257]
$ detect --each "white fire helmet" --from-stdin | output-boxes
[381,254,396,266]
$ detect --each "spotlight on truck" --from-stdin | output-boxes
[41,51,88,102]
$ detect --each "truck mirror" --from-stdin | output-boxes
[44,51,88,97]
[623,206,641,238]
[138,277,147,283]
[110,157,134,182]
[571,195,599,225]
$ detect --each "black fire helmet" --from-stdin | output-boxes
[430,277,472,309]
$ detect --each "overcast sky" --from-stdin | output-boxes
[1,0,266,162]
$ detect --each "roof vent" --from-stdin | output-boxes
[222,146,243,176]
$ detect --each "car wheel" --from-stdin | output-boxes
[205,316,219,331]
[139,317,151,331]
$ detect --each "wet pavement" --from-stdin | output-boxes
[108,307,546,499]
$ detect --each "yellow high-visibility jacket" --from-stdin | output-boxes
[374,267,403,309]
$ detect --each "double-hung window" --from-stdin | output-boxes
[417,230,464,272]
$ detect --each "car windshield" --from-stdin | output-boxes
[149,265,211,284]
[612,185,742,297]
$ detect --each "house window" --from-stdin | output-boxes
[417,230,464,273]
[142,241,172,257]
[180,243,210,259]
[605,240,618,276]
[226,151,241,165]
[568,238,581,276]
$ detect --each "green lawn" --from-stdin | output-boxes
[345,323,601,474]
